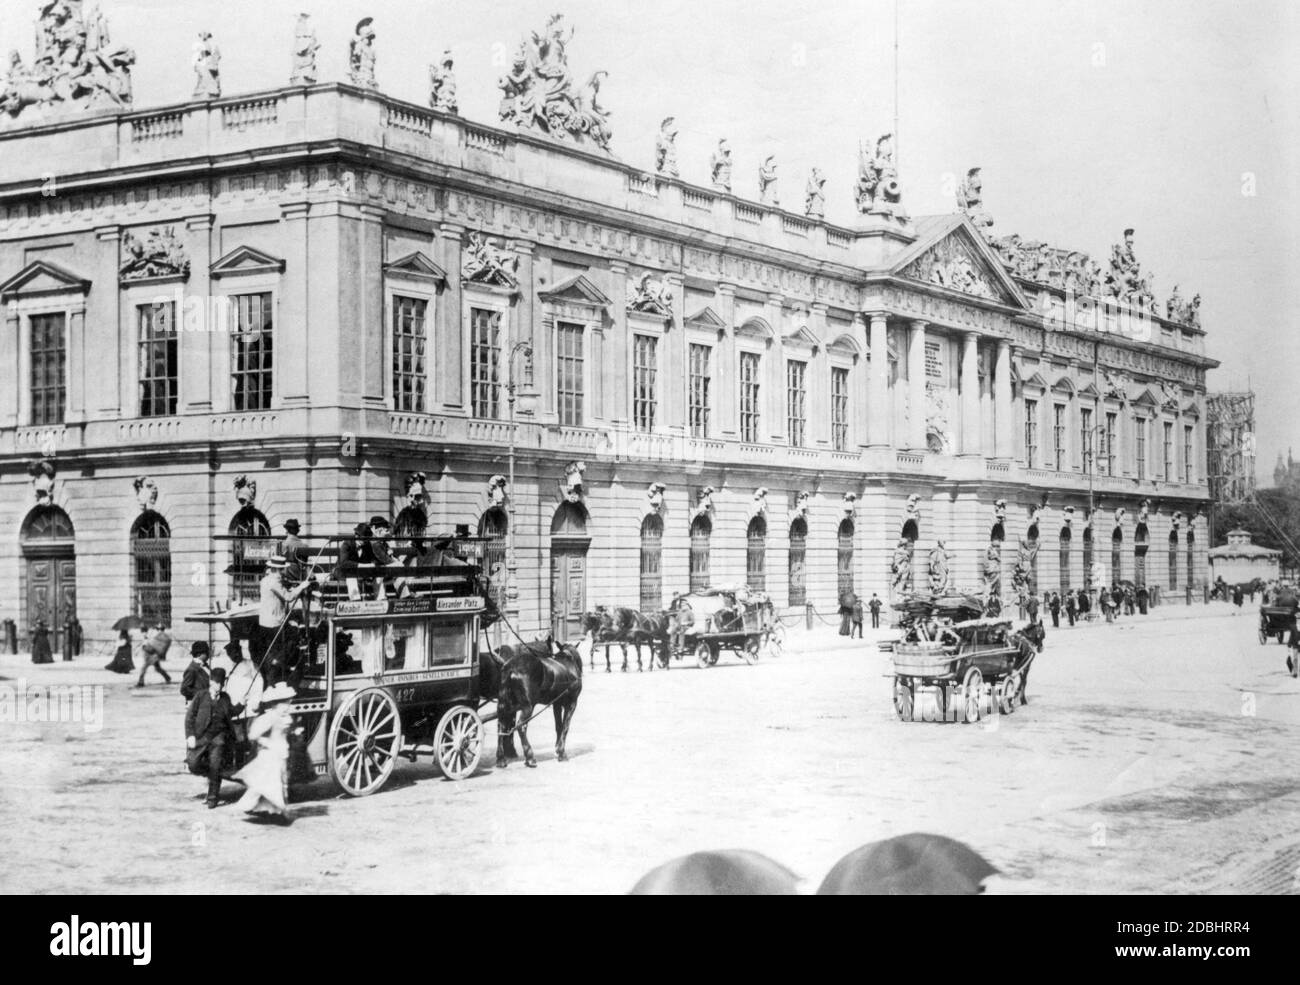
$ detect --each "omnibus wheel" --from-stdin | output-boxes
[435,705,484,781]
[328,688,401,797]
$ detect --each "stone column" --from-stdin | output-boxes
[1,304,18,427]
[852,313,869,447]
[66,305,86,423]
[907,320,927,449]
[359,204,386,408]
[437,222,464,409]
[994,339,1013,458]
[94,226,122,418]
[279,201,311,405]
[867,313,889,447]
[608,260,629,426]
[809,302,830,446]
[182,216,214,412]
[961,332,981,455]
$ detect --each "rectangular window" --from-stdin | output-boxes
[1024,398,1038,468]
[740,351,761,444]
[1184,425,1194,483]
[1080,407,1093,474]
[470,307,502,419]
[632,334,658,432]
[137,302,178,417]
[831,367,850,452]
[1135,418,1147,480]
[391,295,428,413]
[1053,404,1066,471]
[230,293,273,411]
[1104,412,1117,476]
[556,321,584,427]
[1163,422,1174,480]
[786,359,807,447]
[29,312,67,426]
[688,343,711,438]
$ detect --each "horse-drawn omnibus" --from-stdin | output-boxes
[187,532,499,796]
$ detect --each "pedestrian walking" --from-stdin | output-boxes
[851,595,864,639]
[1232,585,1244,610]
[105,630,135,673]
[135,623,173,686]
[180,641,211,702]
[232,682,296,824]
[1136,585,1150,615]
[30,618,53,664]
[868,594,882,629]
[1064,590,1077,627]
[837,590,853,636]
[1025,593,1039,624]
[1048,592,1061,629]
[186,667,243,809]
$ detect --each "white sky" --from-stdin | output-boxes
[3,0,1297,480]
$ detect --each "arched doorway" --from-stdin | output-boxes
[788,517,807,607]
[1134,523,1149,588]
[132,510,172,626]
[1168,531,1179,590]
[228,505,271,605]
[640,514,663,611]
[21,505,76,651]
[478,507,508,615]
[550,501,590,641]
[837,518,855,602]
[1058,526,1072,595]
[690,514,712,592]
[1111,528,1123,585]
[747,516,767,591]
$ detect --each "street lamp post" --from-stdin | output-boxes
[505,340,536,622]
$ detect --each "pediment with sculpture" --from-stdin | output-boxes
[897,229,1018,305]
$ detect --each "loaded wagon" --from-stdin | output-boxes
[667,587,783,668]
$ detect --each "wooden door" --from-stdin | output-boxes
[550,549,588,642]
[26,555,75,651]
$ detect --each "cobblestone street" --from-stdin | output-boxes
[1,601,1297,894]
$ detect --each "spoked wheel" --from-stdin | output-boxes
[893,677,914,722]
[999,671,1021,715]
[764,623,786,658]
[741,636,761,665]
[960,667,983,724]
[695,641,712,669]
[434,705,483,781]
[328,688,401,797]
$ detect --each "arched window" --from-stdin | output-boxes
[689,514,712,592]
[1082,527,1094,589]
[1111,528,1123,585]
[1058,526,1072,595]
[747,516,767,591]
[788,517,807,607]
[1168,531,1179,590]
[478,507,508,614]
[640,514,663,611]
[21,504,77,651]
[228,505,271,604]
[132,510,172,625]
[837,519,855,601]
[1134,523,1149,588]
[1186,531,1195,588]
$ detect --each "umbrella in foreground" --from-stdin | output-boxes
[817,833,998,895]
[111,615,144,632]
[630,850,800,895]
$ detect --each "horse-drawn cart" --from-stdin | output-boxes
[1258,604,1296,646]
[891,615,1040,724]
[668,588,782,668]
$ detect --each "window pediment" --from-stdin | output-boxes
[783,325,820,354]
[210,245,286,279]
[539,274,612,309]
[385,251,448,288]
[0,259,91,301]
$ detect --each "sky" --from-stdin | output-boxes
[2,0,1296,481]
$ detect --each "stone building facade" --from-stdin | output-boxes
[0,45,1218,646]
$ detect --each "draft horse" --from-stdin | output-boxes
[582,606,672,672]
[496,637,583,768]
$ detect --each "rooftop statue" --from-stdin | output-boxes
[290,12,320,85]
[496,14,612,152]
[991,235,1101,296]
[709,138,732,192]
[1165,284,1202,327]
[1103,227,1159,314]
[955,167,993,233]
[429,50,457,113]
[758,155,779,206]
[349,17,378,89]
[855,134,904,216]
[654,116,679,177]
[804,167,825,219]
[0,2,135,124]
[192,31,220,99]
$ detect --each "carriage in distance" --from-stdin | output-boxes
[666,586,785,668]
[187,532,499,796]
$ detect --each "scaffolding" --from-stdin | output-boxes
[1207,391,1257,506]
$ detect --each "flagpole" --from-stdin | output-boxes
[893,0,900,169]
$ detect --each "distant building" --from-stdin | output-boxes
[1208,530,1280,585]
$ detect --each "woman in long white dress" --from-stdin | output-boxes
[233,682,295,823]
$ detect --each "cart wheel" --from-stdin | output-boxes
[998,672,1020,716]
[741,637,760,665]
[960,667,983,724]
[893,678,914,722]
[434,705,483,781]
[708,643,721,666]
[695,641,712,669]
[328,688,401,797]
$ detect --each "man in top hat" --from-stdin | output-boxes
[185,667,243,808]
[180,641,211,702]
[336,522,375,600]
[257,556,311,686]
[279,518,309,585]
